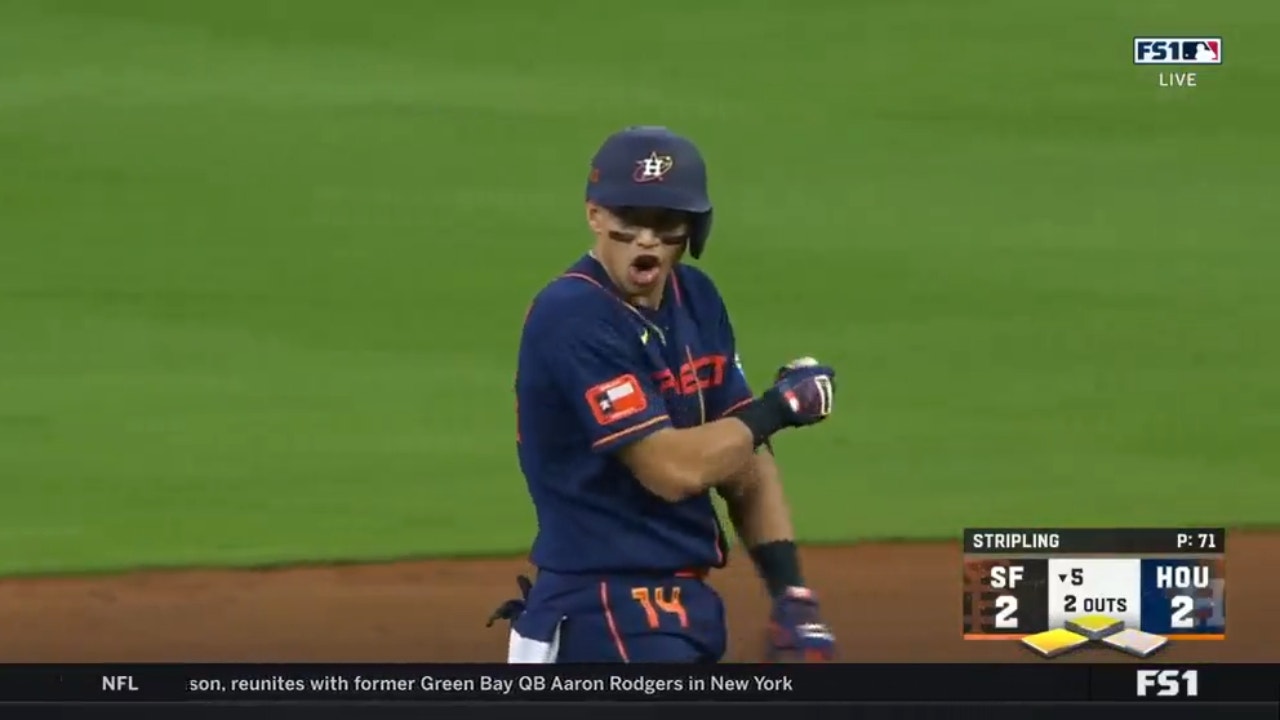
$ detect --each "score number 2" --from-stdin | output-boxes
[994,595,1018,629]
[1170,595,1195,629]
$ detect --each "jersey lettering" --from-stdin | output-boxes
[654,354,728,396]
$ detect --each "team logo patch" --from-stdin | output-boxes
[633,152,674,183]
[585,374,648,425]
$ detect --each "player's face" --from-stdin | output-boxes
[586,204,689,303]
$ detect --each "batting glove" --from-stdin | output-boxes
[769,357,836,427]
[485,575,532,628]
[767,586,836,662]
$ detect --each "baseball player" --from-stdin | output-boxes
[489,126,838,663]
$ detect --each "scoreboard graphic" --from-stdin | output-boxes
[962,528,1226,658]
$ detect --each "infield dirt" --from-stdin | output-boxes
[1,533,1271,662]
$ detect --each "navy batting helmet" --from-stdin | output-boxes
[585,126,714,259]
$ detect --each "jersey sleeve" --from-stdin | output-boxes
[707,301,755,419]
[541,314,673,454]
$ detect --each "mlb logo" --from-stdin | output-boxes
[1133,37,1223,65]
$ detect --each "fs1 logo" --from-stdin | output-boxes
[1134,37,1222,65]
[1136,669,1199,697]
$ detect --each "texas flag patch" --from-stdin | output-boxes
[586,374,649,425]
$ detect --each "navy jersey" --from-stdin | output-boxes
[515,254,754,574]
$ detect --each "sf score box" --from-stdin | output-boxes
[1134,37,1223,65]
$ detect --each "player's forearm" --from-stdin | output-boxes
[720,451,805,597]
[620,419,757,502]
[720,450,795,546]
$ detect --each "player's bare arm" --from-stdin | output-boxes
[718,360,838,660]
[720,448,837,660]
[615,419,757,502]
[719,450,794,551]
[617,359,836,503]
[718,447,817,594]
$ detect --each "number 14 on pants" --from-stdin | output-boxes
[631,586,689,629]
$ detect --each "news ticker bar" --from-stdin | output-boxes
[1,702,1277,720]
[963,528,1226,555]
[0,664,1274,703]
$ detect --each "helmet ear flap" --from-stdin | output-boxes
[688,210,713,259]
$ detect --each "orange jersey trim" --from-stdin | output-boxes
[718,396,754,418]
[600,582,631,662]
[561,272,605,289]
[591,415,670,449]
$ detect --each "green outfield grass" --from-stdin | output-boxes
[2,0,1278,574]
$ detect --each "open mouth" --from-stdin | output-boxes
[628,254,662,287]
